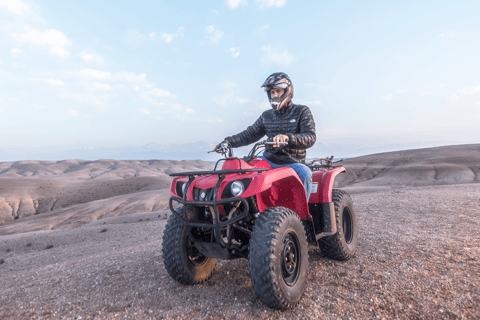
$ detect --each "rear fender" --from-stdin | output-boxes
[255,167,310,220]
[309,166,347,203]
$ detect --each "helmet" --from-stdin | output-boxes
[261,72,294,111]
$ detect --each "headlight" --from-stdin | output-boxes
[230,181,245,197]
[176,181,187,197]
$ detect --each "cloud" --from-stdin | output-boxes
[382,95,392,100]
[136,108,151,115]
[86,82,112,91]
[126,27,185,44]
[114,71,156,90]
[66,109,90,119]
[260,46,296,65]
[455,84,480,96]
[145,87,176,98]
[159,26,185,44]
[43,78,64,86]
[438,32,456,39]
[0,0,33,16]
[79,51,105,64]
[70,69,112,81]
[421,91,432,95]
[258,25,269,38]
[125,29,147,42]
[256,0,286,9]
[10,48,22,57]
[62,93,107,108]
[205,25,224,43]
[228,47,240,58]
[210,9,219,14]
[226,0,247,9]
[10,27,72,57]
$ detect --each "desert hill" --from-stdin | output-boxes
[0,159,214,234]
[0,143,479,236]
[335,143,480,193]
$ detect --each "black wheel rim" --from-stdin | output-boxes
[281,231,301,286]
[342,206,354,244]
[187,238,208,267]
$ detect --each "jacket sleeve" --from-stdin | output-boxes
[224,115,265,148]
[286,106,316,149]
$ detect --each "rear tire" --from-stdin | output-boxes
[249,207,308,310]
[318,189,358,260]
[162,206,217,285]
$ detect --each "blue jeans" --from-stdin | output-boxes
[258,155,313,201]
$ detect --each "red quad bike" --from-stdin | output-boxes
[162,140,358,310]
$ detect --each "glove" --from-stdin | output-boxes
[214,140,229,156]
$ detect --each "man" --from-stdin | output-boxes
[215,72,316,200]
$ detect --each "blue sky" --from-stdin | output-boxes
[1,0,479,161]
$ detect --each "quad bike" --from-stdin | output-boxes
[162,140,358,310]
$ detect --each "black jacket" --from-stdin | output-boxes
[224,102,316,164]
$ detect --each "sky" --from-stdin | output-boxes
[0,0,479,161]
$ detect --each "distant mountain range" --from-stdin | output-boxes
[0,140,463,162]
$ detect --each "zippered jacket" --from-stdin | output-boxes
[224,102,316,164]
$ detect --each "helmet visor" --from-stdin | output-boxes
[263,82,288,91]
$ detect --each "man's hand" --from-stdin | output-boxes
[273,134,289,148]
[214,141,229,155]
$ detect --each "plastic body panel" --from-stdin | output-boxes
[170,157,310,220]
[308,167,347,203]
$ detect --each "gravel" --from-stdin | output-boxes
[0,184,479,319]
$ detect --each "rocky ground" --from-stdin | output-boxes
[1,183,478,319]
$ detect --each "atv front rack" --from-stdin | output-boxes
[169,168,269,258]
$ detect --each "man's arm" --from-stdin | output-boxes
[224,116,265,148]
[285,107,316,149]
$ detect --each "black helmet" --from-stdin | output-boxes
[261,72,294,111]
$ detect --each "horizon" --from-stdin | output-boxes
[1,0,479,162]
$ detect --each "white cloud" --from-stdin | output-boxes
[62,93,107,108]
[146,87,176,98]
[422,91,432,95]
[226,0,247,9]
[205,25,224,43]
[438,32,456,38]
[439,84,446,87]
[87,82,112,91]
[136,108,151,115]
[10,27,72,57]
[159,26,185,44]
[210,9,219,14]
[382,95,392,100]
[114,71,156,90]
[0,0,32,16]
[71,69,112,81]
[258,24,269,38]
[256,0,286,9]
[261,46,296,65]
[43,78,64,86]
[228,47,240,58]
[79,51,105,64]
[125,29,147,42]
[10,48,22,57]
[455,84,480,96]
[66,109,90,119]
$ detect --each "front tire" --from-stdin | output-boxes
[162,206,217,285]
[318,189,358,260]
[249,207,308,310]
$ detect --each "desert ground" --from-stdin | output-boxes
[0,144,479,319]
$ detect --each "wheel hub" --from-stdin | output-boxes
[281,232,301,286]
